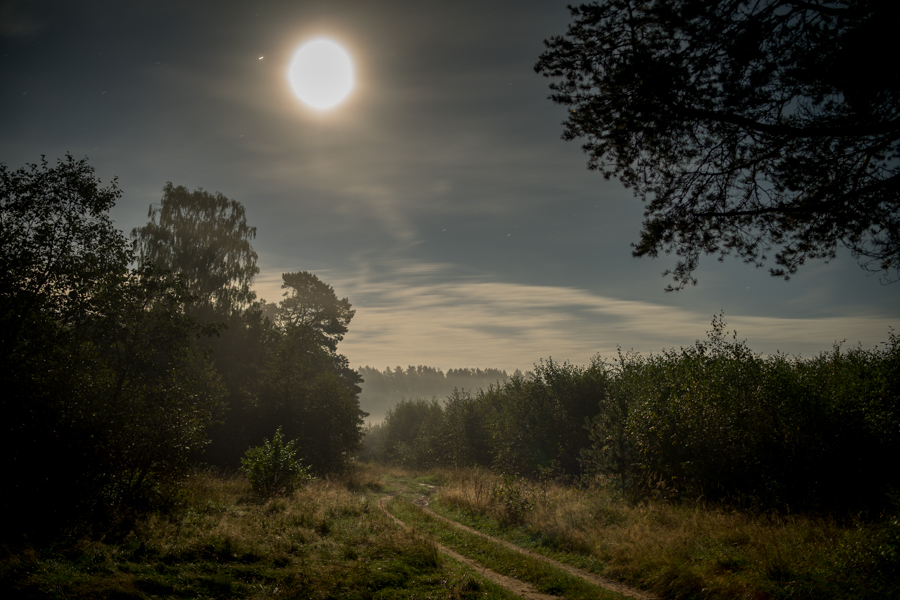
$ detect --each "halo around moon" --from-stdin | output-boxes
[288,39,354,109]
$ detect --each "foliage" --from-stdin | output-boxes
[536,1,900,288]
[367,315,899,513]
[358,365,509,422]
[0,156,222,541]
[279,270,354,352]
[0,154,129,345]
[488,359,608,477]
[441,389,493,468]
[131,182,259,316]
[240,427,314,496]
[131,188,366,475]
[377,398,446,469]
[579,350,639,494]
[256,324,366,473]
[197,296,366,475]
[368,362,607,477]
[583,316,900,511]
[74,268,224,510]
[490,474,545,525]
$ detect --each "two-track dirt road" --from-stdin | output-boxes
[379,483,658,600]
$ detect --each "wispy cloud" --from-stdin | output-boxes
[254,261,896,372]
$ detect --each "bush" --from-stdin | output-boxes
[490,473,544,525]
[240,428,313,496]
[583,316,900,512]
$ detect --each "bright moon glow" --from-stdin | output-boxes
[288,39,353,109]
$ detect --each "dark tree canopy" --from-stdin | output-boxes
[279,271,355,352]
[536,0,900,289]
[0,155,129,338]
[132,183,259,314]
[0,157,222,540]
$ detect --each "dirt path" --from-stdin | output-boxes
[406,485,659,600]
[378,494,558,600]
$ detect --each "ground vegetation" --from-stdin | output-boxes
[367,316,900,514]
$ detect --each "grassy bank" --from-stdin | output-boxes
[0,467,512,599]
[426,468,899,600]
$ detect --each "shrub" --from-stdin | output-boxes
[240,428,313,496]
[490,473,544,525]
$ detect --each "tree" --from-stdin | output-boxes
[535,1,900,289]
[278,271,354,352]
[0,155,129,350]
[131,183,259,315]
[0,157,222,540]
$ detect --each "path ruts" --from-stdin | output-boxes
[383,484,659,600]
[379,494,558,600]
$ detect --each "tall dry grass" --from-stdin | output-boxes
[434,468,898,599]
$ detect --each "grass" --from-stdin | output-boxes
[4,464,896,600]
[386,495,627,600]
[0,465,518,599]
[429,468,900,600]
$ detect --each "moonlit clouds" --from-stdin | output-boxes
[2,0,896,376]
[253,261,896,372]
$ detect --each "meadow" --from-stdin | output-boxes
[420,468,899,600]
[3,464,896,600]
[0,466,521,600]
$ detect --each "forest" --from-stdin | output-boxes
[4,0,899,596]
[357,365,511,422]
[0,156,367,542]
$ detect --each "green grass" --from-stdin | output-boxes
[386,496,627,600]
[0,468,520,600]
[6,464,896,600]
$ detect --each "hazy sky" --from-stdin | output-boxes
[2,0,897,373]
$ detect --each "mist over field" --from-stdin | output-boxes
[357,365,511,422]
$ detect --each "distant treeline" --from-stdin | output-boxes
[357,365,512,422]
[363,316,900,514]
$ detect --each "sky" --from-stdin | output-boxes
[1,0,897,374]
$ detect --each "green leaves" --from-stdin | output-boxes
[490,474,544,525]
[277,271,354,352]
[367,314,899,513]
[0,154,129,340]
[131,183,259,317]
[0,157,224,540]
[240,427,314,496]
[584,317,900,512]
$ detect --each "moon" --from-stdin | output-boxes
[288,39,354,109]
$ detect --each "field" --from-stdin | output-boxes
[2,464,897,600]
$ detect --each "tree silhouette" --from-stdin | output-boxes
[279,271,354,353]
[0,157,221,540]
[131,183,258,314]
[536,0,900,289]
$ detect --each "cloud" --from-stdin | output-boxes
[253,260,896,372]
